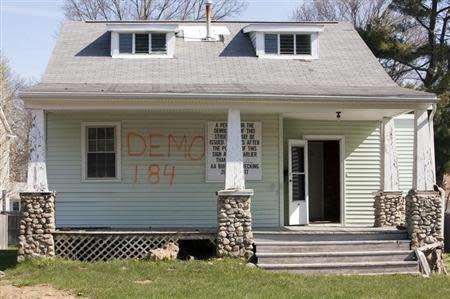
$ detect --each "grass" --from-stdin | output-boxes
[2,251,450,299]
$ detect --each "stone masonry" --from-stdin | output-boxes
[217,195,253,259]
[373,191,405,227]
[18,192,56,261]
[406,190,443,249]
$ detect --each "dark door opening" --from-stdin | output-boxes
[308,140,340,223]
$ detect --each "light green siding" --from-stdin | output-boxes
[394,117,414,193]
[283,119,381,226]
[46,112,280,228]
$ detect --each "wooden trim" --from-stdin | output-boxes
[81,121,122,182]
[278,114,284,226]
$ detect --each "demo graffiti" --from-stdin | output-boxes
[127,131,205,186]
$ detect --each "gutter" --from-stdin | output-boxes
[18,91,438,103]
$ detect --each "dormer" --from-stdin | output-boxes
[108,23,179,58]
[243,24,324,60]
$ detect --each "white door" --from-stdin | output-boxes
[288,140,309,225]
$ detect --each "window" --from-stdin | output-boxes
[264,34,278,54]
[151,33,167,53]
[119,33,133,53]
[264,33,312,56]
[135,34,149,53]
[280,34,294,55]
[118,33,167,55]
[82,123,121,181]
[296,34,311,55]
[12,201,20,212]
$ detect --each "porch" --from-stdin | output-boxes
[18,98,444,270]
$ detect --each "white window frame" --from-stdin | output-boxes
[112,32,174,59]
[256,32,319,60]
[81,122,122,182]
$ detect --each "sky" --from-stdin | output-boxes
[0,0,300,81]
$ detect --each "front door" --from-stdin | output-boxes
[288,140,309,225]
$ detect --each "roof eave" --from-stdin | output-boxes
[19,91,438,103]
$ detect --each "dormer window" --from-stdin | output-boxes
[108,23,178,58]
[243,24,323,60]
[118,33,167,55]
[264,34,312,56]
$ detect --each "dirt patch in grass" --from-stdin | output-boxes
[0,280,89,299]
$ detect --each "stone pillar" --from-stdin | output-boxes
[217,190,253,259]
[18,192,56,261]
[373,191,405,227]
[405,190,443,249]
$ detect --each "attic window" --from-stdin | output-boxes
[117,33,168,56]
[264,33,312,56]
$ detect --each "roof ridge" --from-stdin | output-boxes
[84,20,340,24]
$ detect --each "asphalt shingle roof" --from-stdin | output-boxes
[24,21,434,100]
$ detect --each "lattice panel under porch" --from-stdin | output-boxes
[54,233,180,261]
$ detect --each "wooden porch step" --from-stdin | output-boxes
[257,250,415,264]
[256,240,411,253]
[254,230,409,242]
[258,261,419,275]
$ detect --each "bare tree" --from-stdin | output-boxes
[292,0,428,85]
[293,0,390,28]
[63,0,246,21]
[0,55,31,183]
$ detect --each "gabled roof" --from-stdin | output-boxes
[21,21,436,101]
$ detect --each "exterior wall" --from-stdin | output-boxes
[394,116,414,193]
[46,112,280,228]
[283,119,381,226]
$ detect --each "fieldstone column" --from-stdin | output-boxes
[18,192,56,261]
[406,190,443,249]
[374,191,405,227]
[217,190,253,259]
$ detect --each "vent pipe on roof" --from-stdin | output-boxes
[205,0,213,40]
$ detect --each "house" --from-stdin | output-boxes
[18,14,443,273]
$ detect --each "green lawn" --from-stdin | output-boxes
[2,251,450,299]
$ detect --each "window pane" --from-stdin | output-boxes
[106,128,114,139]
[135,34,149,53]
[97,140,106,152]
[119,33,132,53]
[88,128,96,139]
[280,34,294,55]
[97,128,106,139]
[151,33,167,53]
[88,140,97,152]
[296,34,312,55]
[264,34,278,54]
[106,139,114,152]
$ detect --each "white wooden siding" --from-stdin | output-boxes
[283,119,381,226]
[394,117,414,193]
[46,112,280,228]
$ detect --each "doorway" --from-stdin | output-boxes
[308,140,341,223]
[288,138,342,226]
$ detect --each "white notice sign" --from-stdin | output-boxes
[207,122,262,182]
